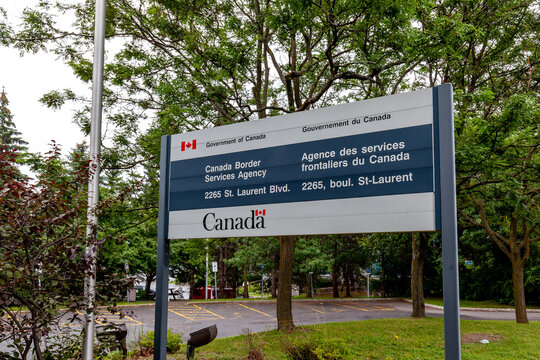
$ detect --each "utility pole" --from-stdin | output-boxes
[82,1,106,359]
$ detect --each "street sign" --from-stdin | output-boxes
[212,261,217,273]
[166,87,442,239]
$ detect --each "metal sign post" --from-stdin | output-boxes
[154,136,171,360]
[212,261,218,299]
[437,84,461,360]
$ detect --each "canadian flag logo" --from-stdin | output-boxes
[181,140,197,151]
[254,210,266,216]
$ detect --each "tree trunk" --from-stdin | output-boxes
[31,311,44,360]
[218,244,226,298]
[243,267,249,298]
[411,233,427,318]
[332,243,339,298]
[144,274,153,299]
[277,235,296,332]
[349,270,355,295]
[381,253,386,298]
[511,251,528,323]
[306,273,312,298]
[189,270,194,300]
[271,253,277,298]
[232,266,238,298]
[344,263,351,297]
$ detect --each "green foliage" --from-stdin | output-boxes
[1,0,538,311]
[0,89,27,153]
[0,145,91,358]
[283,337,349,360]
[0,144,132,359]
[194,319,540,359]
[40,331,83,360]
[134,329,183,355]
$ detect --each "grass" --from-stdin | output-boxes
[128,318,540,359]
[113,300,155,307]
[423,298,540,309]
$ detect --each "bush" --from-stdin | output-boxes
[243,329,265,360]
[283,338,349,360]
[134,329,182,355]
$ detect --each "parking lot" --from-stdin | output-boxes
[80,298,540,343]
[90,299,411,342]
[2,299,539,353]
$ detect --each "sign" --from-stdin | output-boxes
[212,261,218,273]
[166,87,442,239]
[155,85,461,360]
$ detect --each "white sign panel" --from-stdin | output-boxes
[165,88,442,239]
[212,261,218,273]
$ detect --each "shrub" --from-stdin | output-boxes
[243,329,265,360]
[134,329,182,355]
[283,338,349,360]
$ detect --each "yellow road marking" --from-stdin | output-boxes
[191,304,226,319]
[168,309,194,321]
[76,310,106,325]
[122,314,144,325]
[76,310,142,325]
[238,303,272,317]
[373,306,395,311]
[336,304,369,312]
[309,307,324,314]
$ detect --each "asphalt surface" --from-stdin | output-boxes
[2,299,539,352]
[91,299,540,342]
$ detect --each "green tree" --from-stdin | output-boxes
[0,88,27,153]
[5,0,424,332]
[0,145,96,359]
[458,94,539,323]
[5,0,538,329]
[415,0,539,322]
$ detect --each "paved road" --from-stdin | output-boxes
[102,299,540,342]
[2,299,539,352]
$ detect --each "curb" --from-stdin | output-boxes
[184,297,402,306]
[401,299,540,313]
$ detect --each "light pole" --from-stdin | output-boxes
[82,0,106,359]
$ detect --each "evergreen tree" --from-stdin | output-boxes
[0,88,28,153]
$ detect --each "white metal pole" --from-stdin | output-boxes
[125,261,130,303]
[214,272,217,300]
[82,1,106,359]
[205,245,209,300]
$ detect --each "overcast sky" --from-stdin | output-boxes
[1,0,89,156]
